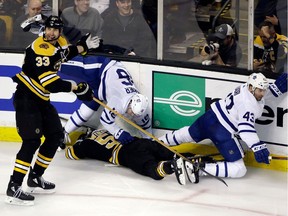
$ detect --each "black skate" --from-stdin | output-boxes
[5,176,34,206]
[172,158,187,185]
[173,157,200,185]
[27,168,56,194]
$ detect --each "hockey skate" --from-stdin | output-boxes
[5,176,35,206]
[172,158,187,185]
[26,168,56,194]
[184,159,200,184]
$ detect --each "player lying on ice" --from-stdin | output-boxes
[65,128,214,183]
[159,72,287,183]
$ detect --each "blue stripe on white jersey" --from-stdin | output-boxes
[211,101,238,134]
[238,122,257,135]
[99,70,108,101]
[100,109,115,125]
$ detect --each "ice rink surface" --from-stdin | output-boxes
[0,141,287,216]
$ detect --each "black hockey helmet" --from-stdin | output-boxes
[44,15,64,29]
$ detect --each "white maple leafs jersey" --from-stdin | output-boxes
[97,61,151,136]
[211,83,265,147]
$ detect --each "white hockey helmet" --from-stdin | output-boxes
[130,93,149,116]
[247,73,269,91]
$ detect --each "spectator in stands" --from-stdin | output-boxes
[254,21,288,74]
[61,0,103,44]
[101,0,156,58]
[0,0,25,18]
[254,0,281,34]
[12,0,46,49]
[200,24,242,67]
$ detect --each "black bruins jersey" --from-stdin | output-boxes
[66,130,123,165]
[13,35,79,101]
[254,34,288,68]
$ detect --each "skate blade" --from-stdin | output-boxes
[5,196,34,206]
[26,187,56,194]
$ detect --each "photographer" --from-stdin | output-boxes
[200,24,242,67]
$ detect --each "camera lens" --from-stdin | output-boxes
[204,46,211,54]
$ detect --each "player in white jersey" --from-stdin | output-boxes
[59,55,151,145]
[159,72,287,183]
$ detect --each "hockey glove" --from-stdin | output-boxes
[269,72,287,97]
[21,14,43,32]
[251,141,270,164]
[77,33,101,53]
[73,82,94,101]
[114,129,134,145]
[63,128,71,145]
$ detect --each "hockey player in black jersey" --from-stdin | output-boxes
[65,129,197,182]
[5,15,99,206]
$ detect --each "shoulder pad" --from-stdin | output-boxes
[31,36,69,56]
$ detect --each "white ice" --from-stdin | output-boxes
[0,141,287,216]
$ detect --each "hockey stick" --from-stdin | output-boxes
[269,156,288,160]
[92,97,228,187]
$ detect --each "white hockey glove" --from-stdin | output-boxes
[269,72,287,97]
[63,129,71,145]
[77,33,101,53]
[251,141,270,164]
[21,14,43,32]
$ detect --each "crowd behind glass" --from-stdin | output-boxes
[0,0,287,75]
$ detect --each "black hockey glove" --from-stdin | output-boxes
[73,82,94,101]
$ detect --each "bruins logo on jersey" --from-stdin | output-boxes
[39,43,49,49]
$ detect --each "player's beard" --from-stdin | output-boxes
[43,31,61,43]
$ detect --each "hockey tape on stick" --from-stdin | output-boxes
[268,156,288,160]
[92,97,228,187]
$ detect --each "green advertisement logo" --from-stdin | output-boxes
[153,72,205,130]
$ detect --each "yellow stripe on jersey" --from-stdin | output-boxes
[16,72,50,101]
[109,145,122,165]
[156,161,166,177]
[15,159,31,167]
[32,36,69,56]
[65,147,80,160]
[14,159,30,174]
[35,153,52,168]
[39,71,60,87]
[38,152,52,162]
[14,167,28,174]
[35,160,49,168]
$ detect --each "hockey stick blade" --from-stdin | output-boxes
[198,166,228,187]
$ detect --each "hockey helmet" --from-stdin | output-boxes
[247,73,269,91]
[130,94,149,116]
[44,15,64,29]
